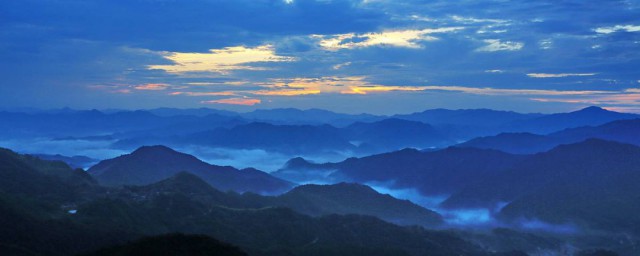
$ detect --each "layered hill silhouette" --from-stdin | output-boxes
[88,145,292,194]
[276,147,523,195]
[0,150,495,256]
[4,107,638,158]
[243,182,443,227]
[458,118,640,154]
[504,106,639,134]
[120,172,443,227]
[343,118,452,151]
[445,139,640,233]
[279,138,640,235]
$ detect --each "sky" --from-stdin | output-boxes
[1,0,640,115]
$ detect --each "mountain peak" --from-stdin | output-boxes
[144,171,219,195]
[283,157,312,168]
[131,145,179,155]
[291,182,375,194]
[576,106,608,113]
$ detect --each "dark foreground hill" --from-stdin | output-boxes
[81,233,248,256]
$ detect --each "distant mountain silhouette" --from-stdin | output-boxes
[344,118,451,151]
[394,108,541,127]
[505,106,639,134]
[144,119,455,154]
[240,108,383,126]
[148,107,239,117]
[550,118,640,145]
[0,109,245,139]
[88,145,292,194]
[184,122,356,154]
[457,118,640,154]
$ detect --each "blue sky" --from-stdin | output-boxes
[1,0,639,114]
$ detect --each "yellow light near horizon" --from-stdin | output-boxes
[148,45,296,73]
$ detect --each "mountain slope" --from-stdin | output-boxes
[457,118,640,154]
[240,108,383,126]
[458,133,560,154]
[0,148,97,201]
[344,118,451,151]
[444,139,640,233]
[87,145,292,194]
[253,183,443,227]
[395,108,541,127]
[506,106,639,134]
[179,122,356,154]
[277,147,524,195]
[124,173,443,227]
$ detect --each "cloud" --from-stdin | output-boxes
[312,27,464,50]
[254,76,431,96]
[530,88,640,112]
[253,89,322,96]
[450,15,509,24]
[419,85,611,96]
[526,73,597,78]
[594,24,640,34]
[170,91,238,96]
[476,39,524,52]
[201,97,261,106]
[148,45,297,74]
[345,85,429,94]
[134,83,170,90]
[332,62,352,70]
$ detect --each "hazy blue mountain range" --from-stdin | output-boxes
[0,109,245,139]
[503,106,640,134]
[112,119,453,155]
[239,108,384,126]
[395,108,543,127]
[276,147,524,195]
[459,118,640,154]
[2,106,640,255]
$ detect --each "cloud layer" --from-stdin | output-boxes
[1,0,640,114]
